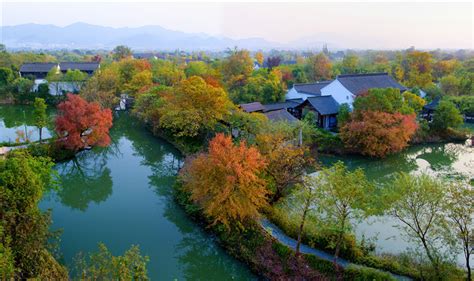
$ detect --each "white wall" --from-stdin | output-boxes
[33,80,82,96]
[320,79,354,107]
[285,87,316,101]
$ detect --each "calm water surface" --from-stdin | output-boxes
[320,136,474,265]
[38,112,255,280]
[0,105,53,142]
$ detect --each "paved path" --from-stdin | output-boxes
[261,219,411,281]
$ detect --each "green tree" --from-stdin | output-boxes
[46,66,63,95]
[33,98,48,142]
[311,162,374,263]
[73,243,149,280]
[432,100,463,132]
[440,75,461,96]
[403,91,426,113]
[63,69,88,92]
[337,103,351,128]
[341,54,360,74]
[386,173,449,279]
[0,151,68,279]
[444,183,474,281]
[112,45,132,61]
[292,177,319,255]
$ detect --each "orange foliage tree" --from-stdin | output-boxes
[256,132,314,203]
[180,133,268,229]
[55,94,113,151]
[340,111,417,158]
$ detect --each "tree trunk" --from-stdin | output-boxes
[466,251,471,281]
[296,207,308,255]
[39,127,42,143]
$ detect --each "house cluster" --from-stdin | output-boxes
[240,72,407,129]
[19,62,100,95]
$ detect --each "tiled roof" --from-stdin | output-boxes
[59,62,100,72]
[423,97,440,111]
[293,81,332,95]
[19,63,57,73]
[304,96,340,115]
[239,102,265,113]
[20,62,99,73]
[263,100,301,112]
[337,73,406,95]
[264,109,298,123]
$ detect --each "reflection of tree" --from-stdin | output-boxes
[56,149,114,211]
[415,143,459,170]
[0,105,54,127]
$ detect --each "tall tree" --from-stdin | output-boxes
[0,151,68,279]
[180,133,268,229]
[405,51,433,88]
[292,177,319,255]
[221,49,253,90]
[444,183,474,281]
[386,173,448,279]
[33,98,48,142]
[55,94,113,151]
[255,51,264,66]
[432,100,463,132]
[256,129,314,203]
[305,53,332,81]
[341,54,359,74]
[311,162,373,264]
[112,45,132,61]
[159,76,233,138]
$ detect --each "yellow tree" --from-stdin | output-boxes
[406,51,433,88]
[180,133,268,229]
[255,51,264,66]
[159,76,233,137]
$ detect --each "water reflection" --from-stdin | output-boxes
[320,141,474,266]
[56,150,114,211]
[0,105,54,142]
[44,112,254,280]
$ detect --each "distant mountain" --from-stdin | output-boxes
[0,22,285,51]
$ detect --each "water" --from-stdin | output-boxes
[319,139,474,266]
[36,112,255,280]
[0,105,53,142]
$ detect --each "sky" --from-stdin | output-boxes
[1,1,473,49]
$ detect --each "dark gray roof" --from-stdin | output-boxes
[240,102,265,113]
[293,81,332,95]
[19,63,57,73]
[59,62,99,72]
[423,97,440,111]
[263,100,301,112]
[337,73,406,95]
[264,109,298,123]
[301,96,340,115]
[20,62,100,73]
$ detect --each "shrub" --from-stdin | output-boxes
[343,265,396,281]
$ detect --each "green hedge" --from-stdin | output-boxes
[343,265,396,281]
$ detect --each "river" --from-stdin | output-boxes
[0,105,255,280]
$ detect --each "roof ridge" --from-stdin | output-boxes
[337,72,388,78]
[294,81,332,86]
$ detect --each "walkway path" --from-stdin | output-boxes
[261,219,411,281]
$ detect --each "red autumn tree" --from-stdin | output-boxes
[340,111,417,158]
[180,133,268,229]
[55,94,113,151]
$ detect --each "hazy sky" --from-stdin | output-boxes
[1,1,473,49]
